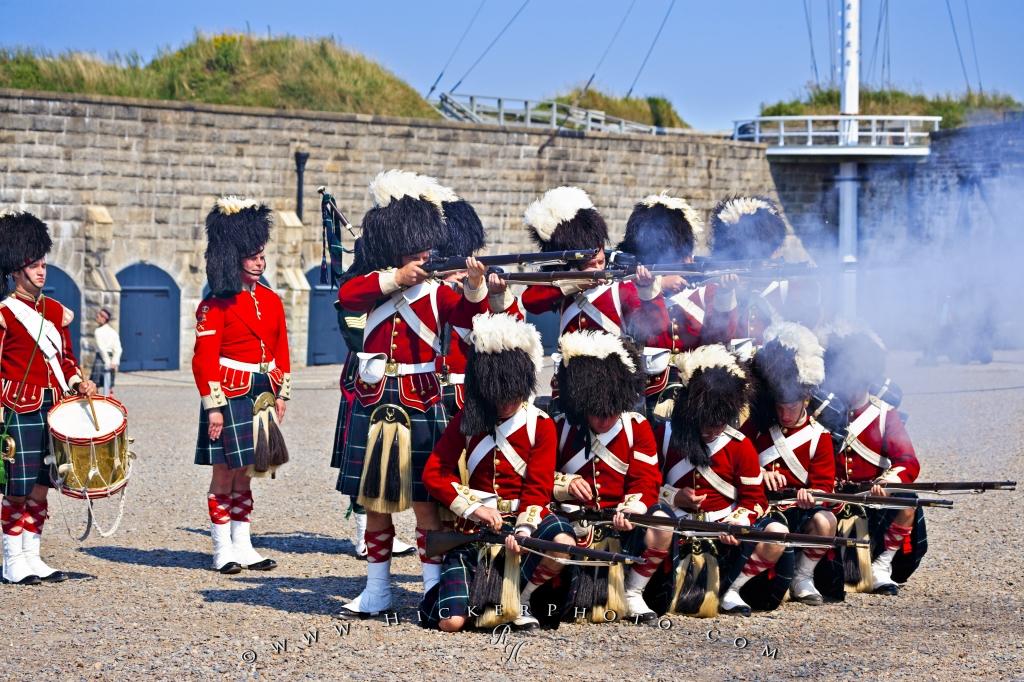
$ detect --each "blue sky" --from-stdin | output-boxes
[2,0,1020,130]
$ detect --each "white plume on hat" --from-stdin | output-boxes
[215,196,260,215]
[715,196,776,225]
[559,329,637,374]
[523,186,594,242]
[763,322,825,386]
[674,344,746,385]
[470,313,544,374]
[640,192,704,233]
[369,169,448,214]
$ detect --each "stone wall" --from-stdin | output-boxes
[0,88,780,367]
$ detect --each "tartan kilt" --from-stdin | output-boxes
[718,514,794,611]
[89,357,116,389]
[421,514,575,628]
[1,391,55,497]
[335,378,448,503]
[194,373,274,469]
[330,358,360,470]
[868,494,928,583]
[769,505,845,602]
[439,382,464,418]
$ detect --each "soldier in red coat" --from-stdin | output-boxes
[422,313,575,631]
[549,331,672,623]
[336,171,492,619]
[707,196,822,344]
[615,193,739,416]
[0,212,97,585]
[193,198,291,574]
[823,326,923,595]
[518,187,660,402]
[654,345,784,617]
[747,323,838,606]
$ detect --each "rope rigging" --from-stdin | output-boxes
[625,0,676,99]
[962,0,984,93]
[943,0,974,93]
[802,0,821,87]
[425,0,487,100]
[449,0,530,94]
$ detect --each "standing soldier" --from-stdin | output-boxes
[1,211,97,585]
[616,193,739,415]
[422,313,575,632]
[707,196,821,343]
[550,331,672,623]
[336,170,491,619]
[90,307,122,396]
[193,198,291,574]
[823,327,922,595]
[747,323,838,605]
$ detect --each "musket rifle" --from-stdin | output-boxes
[426,529,642,564]
[561,508,867,549]
[422,248,599,275]
[491,269,631,285]
[766,489,954,510]
[841,480,1016,495]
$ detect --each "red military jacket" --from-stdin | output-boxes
[836,396,920,484]
[640,283,739,395]
[192,283,291,410]
[339,270,487,411]
[748,415,836,494]
[552,412,662,513]
[655,422,767,525]
[0,292,81,413]
[423,405,555,533]
[521,280,659,337]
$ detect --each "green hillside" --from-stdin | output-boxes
[556,87,689,129]
[761,87,1020,129]
[0,34,440,119]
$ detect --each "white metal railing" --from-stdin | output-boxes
[732,115,942,148]
[435,92,693,136]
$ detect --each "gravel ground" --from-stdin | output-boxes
[2,351,1022,681]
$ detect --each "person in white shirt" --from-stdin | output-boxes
[90,307,122,395]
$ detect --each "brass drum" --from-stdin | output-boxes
[47,396,132,499]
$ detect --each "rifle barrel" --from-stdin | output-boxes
[848,480,1016,493]
[769,489,953,509]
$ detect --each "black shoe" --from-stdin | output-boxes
[217,562,242,575]
[512,619,541,633]
[719,604,752,617]
[244,558,277,571]
[630,611,658,625]
[3,574,42,586]
[41,570,68,583]
[872,582,899,596]
[334,607,393,621]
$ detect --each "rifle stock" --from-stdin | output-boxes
[425,530,642,564]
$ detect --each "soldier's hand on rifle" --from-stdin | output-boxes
[870,480,888,497]
[634,265,655,288]
[718,531,741,546]
[465,257,487,291]
[674,486,706,511]
[612,511,634,532]
[567,477,594,502]
[444,271,467,284]
[795,487,816,509]
[661,275,689,294]
[208,409,225,441]
[719,273,739,290]
[275,398,287,424]
[471,505,504,532]
[76,379,98,398]
[763,469,788,491]
[486,271,508,295]
[504,532,526,555]
[396,261,429,287]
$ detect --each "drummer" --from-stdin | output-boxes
[192,198,291,574]
[0,211,97,585]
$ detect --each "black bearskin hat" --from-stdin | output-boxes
[524,186,608,253]
[460,313,544,436]
[618,193,703,265]
[821,324,887,401]
[204,197,272,298]
[750,322,825,429]
[439,194,486,258]
[556,331,645,427]
[0,211,52,299]
[710,195,787,261]
[359,170,448,270]
[669,344,752,466]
